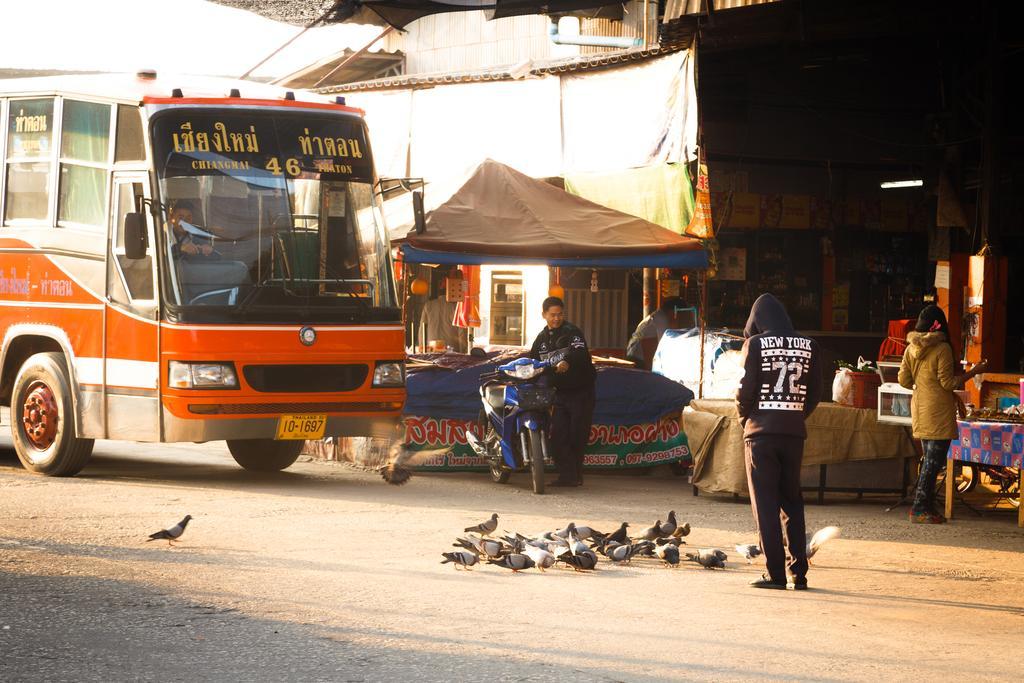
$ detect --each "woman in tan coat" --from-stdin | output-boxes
[898,305,984,523]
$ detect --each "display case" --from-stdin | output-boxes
[877,382,913,425]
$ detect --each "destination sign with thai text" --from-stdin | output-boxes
[152,112,374,181]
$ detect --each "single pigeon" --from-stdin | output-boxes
[655,542,681,566]
[558,550,598,572]
[631,540,656,557]
[686,548,726,569]
[639,521,663,542]
[655,537,685,547]
[378,421,449,485]
[658,511,678,537]
[735,544,763,564]
[671,523,691,539]
[607,544,636,564]
[605,522,630,545]
[522,546,556,571]
[454,535,507,559]
[146,515,192,546]
[553,522,578,539]
[440,551,479,570]
[806,526,841,563]
[488,553,536,572]
[464,513,500,537]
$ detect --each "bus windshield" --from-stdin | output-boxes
[151,110,398,323]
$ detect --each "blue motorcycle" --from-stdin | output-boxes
[466,357,554,494]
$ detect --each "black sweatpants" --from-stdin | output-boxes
[550,388,595,483]
[744,435,808,584]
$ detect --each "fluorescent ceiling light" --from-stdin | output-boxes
[880,179,924,189]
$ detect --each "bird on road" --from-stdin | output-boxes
[604,522,630,545]
[671,522,691,539]
[553,522,578,539]
[558,549,598,572]
[806,526,841,564]
[655,542,681,567]
[555,522,601,541]
[658,511,678,537]
[686,548,726,569]
[631,540,656,557]
[454,535,507,560]
[639,521,663,541]
[522,545,556,572]
[607,543,637,564]
[464,513,499,537]
[146,515,192,547]
[378,421,449,485]
[441,551,479,570]
[488,553,536,572]
[735,544,763,564]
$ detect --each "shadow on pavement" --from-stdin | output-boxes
[0,568,810,682]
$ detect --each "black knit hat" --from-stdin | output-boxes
[915,304,949,335]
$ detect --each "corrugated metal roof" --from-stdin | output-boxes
[317,42,691,92]
[662,0,781,23]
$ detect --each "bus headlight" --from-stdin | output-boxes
[372,361,405,387]
[169,361,239,389]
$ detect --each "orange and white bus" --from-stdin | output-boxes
[0,72,405,476]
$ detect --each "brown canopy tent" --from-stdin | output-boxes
[398,159,707,269]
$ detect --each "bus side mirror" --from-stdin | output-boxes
[412,190,426,234]
[124,213,148,259]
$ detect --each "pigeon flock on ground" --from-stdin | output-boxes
[441,512,842,574]
[141,510,842,575]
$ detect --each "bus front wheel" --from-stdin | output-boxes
[226,439,303,472]
[11,352,95,476]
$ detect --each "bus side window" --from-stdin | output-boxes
[58,99,111,228]
[111,181,153,302]
[114,105,145,162]
[4,98,55,223]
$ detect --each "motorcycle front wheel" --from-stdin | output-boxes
[489,457,511,484]
[521,429,545,495]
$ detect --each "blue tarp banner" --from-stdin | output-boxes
[405,363,694,426]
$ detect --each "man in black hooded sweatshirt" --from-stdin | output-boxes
[736,294,823,590]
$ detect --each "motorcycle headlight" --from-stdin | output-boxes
[168,361,239,389]
[509,363,543,379]
[373,361,405,387]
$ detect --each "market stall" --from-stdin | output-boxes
[393,159,709,474]
[946,419,1024,527]
[685,398,917,501]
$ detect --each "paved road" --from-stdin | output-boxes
[2,438,1023,682]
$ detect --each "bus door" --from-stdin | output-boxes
[105,173,160,441]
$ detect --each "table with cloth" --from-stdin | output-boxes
[945,420,1024,527]
[685,399,917,499]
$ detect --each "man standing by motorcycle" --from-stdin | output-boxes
[530,296,596,487]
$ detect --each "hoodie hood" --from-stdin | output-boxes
[744,294,795,338]
[906,331,948,360]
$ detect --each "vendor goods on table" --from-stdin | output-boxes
[964,406,1024,424]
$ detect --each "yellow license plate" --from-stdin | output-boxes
[275,414,327,440]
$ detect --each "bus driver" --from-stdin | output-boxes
[167,199,214,258]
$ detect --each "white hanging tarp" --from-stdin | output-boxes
[560,49,697,173]
[408,77,563,181]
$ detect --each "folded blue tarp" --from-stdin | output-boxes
[405,362,694,425]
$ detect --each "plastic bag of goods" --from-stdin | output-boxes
[832,367,855,406]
